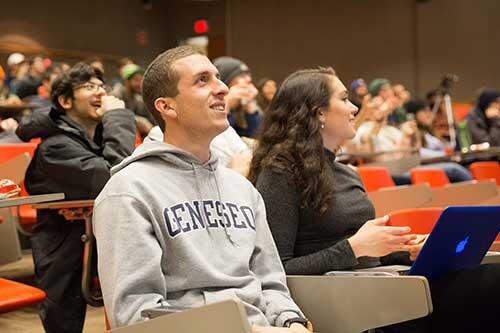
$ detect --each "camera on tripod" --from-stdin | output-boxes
[439,73,459,94]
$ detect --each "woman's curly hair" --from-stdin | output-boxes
[248,67,336,215]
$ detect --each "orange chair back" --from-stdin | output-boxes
[410,168,450,188]
[469,161,500,185]
[388,207,444,234]
[0,143,38,164]
[0,143,39,229]
[0,278,46,313]
[357,166,396,192]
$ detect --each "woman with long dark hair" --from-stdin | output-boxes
[249,67,500,332]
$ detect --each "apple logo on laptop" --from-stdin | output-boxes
[455,236,469,254]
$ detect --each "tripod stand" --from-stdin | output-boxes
[431,92,456,149]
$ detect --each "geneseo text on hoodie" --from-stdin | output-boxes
[93,141,303,328]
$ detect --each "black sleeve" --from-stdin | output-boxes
[256,169,359,275]
[100,108,136,166]
[381,251,412,266]
[469,116,500,146]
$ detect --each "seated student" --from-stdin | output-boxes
[368,78,407,125]
[403,99,472,181]
[249,67,500,332]
[16,63,136,332]
[93,46,311,333]
[467,88,500,147]
[213,56,262,138]
[256,77,277,112]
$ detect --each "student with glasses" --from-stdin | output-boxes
[16,62,136,333]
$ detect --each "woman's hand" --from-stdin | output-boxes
[407,234,428,261]
[348,215,416,258]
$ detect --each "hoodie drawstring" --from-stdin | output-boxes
[210,164,237,245]
[192,163,235,244]
[191,163,211,236]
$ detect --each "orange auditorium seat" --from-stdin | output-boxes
[0,143,39,230]
[0,278,46,313]
[0,142,38,164]
[388,207,443,234]
[469,161,500,185]
[410,168,450,188]
[357,166,395,192]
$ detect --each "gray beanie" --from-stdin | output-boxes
[213,56,250,85]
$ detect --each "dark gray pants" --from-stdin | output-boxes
[31,222,87,333]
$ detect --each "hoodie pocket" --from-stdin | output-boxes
[202,289,239,305]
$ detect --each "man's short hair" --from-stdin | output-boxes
[50,62,104,112]
[142,45,204,132]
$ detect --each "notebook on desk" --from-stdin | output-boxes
[332,206,500,279]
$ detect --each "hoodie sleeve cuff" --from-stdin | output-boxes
[275,310,305,328]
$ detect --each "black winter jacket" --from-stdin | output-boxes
[16,107,135,236]
[467,107,500,146]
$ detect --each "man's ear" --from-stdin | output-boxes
[154,97,177,120]
[57,95,72,110]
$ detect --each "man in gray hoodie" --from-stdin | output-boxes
[93,46,311,332]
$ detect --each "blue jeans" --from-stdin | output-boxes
[392,162,472,185]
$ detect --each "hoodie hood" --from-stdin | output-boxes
[16,106,89,142]
[111,140,220,176]
[477,89,500,113]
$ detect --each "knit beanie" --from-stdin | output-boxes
[121,64,143,80]
[368,78,391,96]
[404,99,429,114]
[477,89,500,113]
[213,56,250,85]
[351,78,366,92]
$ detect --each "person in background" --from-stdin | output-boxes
[213,56,262,138]
[466,88,500,147]
[85,56,105,74]
[350,78,368,109]
[110,57,133,95]
[12,54,46,100]
[112,63,157,136]
[403,99,472,181]
[30,63,64,109]
[0,65,22,143]
[393,83,411,106]
[5,52,27,90]
[17,62,135,333]
[368,78,407,125]
[256,78,277,112]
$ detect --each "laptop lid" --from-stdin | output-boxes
[409,206,500,279]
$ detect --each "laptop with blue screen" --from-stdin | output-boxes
[332,206,500,279]
[408,206,500,279]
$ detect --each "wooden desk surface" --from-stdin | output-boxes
[0,193,65,208]
[32,199,94,210]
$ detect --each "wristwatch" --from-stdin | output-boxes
[283,317,314,332]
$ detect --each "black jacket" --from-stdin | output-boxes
[467,107,500,146]
[17,106,136,233]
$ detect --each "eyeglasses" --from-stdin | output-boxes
[74,82,107,93]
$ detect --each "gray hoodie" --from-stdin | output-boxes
[93,140,304,328]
